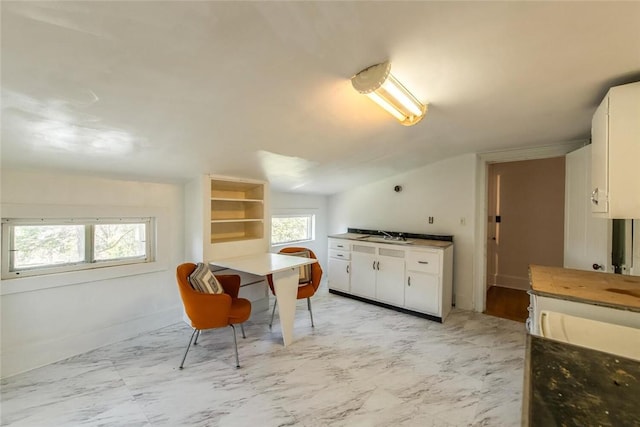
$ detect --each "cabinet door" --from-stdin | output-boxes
[591,97,609,214]
[405,272,440,316]
[375,255,405,306]
[350,250,377,299]
[328,258,350,292]
[564,145,611,272]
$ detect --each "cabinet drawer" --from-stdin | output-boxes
[329,239,351,251]
[406,250,440,274]
[329,249,351,260]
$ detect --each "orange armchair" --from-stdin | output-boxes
[176,263,251,368]
[267,247,323,328]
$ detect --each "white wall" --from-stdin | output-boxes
[0,169,184,378]
[328,154,477,310]
[270,191,329,285]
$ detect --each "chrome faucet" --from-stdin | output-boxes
[379,230,393,240]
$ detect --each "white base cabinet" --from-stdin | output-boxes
[373,247,406,306]
[528,293,640,336]
[405,272,440,315]
[328,237,454,321]
[350,244,377,299]
[328,238,352,293]
[328,257,350,293]
[406,246,453,319]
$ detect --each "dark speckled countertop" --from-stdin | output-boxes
[523,334,640,426]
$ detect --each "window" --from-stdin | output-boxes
[271,214,315,245]
[1,218,154,279]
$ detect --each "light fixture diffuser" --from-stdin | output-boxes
[351,61,427,126]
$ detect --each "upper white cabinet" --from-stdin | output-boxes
[564,145,611,272]
[591,81,640,218]
[185,175,269,261]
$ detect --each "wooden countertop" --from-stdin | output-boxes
[529,265,640,311]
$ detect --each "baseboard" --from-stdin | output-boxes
[0,307,181,379]
[494,274,530,291]
[328,289,442,323]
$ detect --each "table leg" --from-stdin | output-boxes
[272,268,299,346]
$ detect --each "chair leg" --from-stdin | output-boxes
[230,324,240,368]
[240,323,246,339]
[194,329,201,345]
[179,328,198,369]
[269,298,278,329]
[307,297,314,328]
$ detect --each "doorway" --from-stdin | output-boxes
[484,157,566,322]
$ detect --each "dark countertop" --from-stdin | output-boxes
[328,232,454,249]
[523,334,640,426]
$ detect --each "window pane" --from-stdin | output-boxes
[13,225,85,269]
[271,216,312,245]
[94,223,146,261]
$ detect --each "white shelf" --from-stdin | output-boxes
[211,197,263,203]
[211,219,263,223]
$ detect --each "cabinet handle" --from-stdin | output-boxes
[418,261,429,264]
[346,265,349,274]
[372,261,376,270]
[377,261,380,270]
[408,277,411,286]
[337,254,343,257]
[590,188,599,205]
[337,245,344,248]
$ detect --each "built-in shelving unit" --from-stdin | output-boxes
[210,179,265,243]
[185,174,269,261]
[185,174,270,312]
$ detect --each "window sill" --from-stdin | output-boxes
[0,261,167,295]
[271,239,314,248]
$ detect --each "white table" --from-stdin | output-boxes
[210,253,317,346]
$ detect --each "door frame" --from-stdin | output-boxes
[472,140,587,312]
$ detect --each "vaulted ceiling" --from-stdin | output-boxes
[2,2,639,194]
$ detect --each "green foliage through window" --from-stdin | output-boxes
[271,215,314,245]
[94,224,146,261]
[2,218,153,278]
[14,225,85,268]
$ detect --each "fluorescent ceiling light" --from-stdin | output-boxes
[351,61,427,126]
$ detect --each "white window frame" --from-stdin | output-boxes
[270,213,316,246]
[1,217,155,279]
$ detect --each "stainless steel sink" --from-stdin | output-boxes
[363,236,414,245]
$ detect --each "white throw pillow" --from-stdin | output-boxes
[188,263,224,294]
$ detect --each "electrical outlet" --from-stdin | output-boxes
[428,216,434,224]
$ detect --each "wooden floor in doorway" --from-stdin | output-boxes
[484,286,530,323]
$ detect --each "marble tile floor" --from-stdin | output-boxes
[1,288,526,427]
